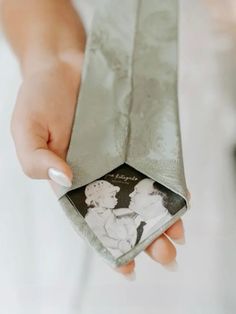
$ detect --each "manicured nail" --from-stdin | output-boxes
[48,168,72,187]
[172,236,186,245]
[187,190,191,201]
[123,271,136,281]
[162,259,179,272]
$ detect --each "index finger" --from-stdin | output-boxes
[115,260,136,280]
[164,218,185,244]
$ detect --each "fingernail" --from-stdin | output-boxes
[162,259,179,272]
[172,236,186,245]
[123,271,136,281]
[187,190,191,202]
[48,168,72,187]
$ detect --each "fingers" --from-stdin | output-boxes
[115,260,136,280]
[145,218,185,268]
[11,118,73,187]
[115,235,177,279]
[114,219,186,279]
[145,233,177,265]
[164,218,185,244]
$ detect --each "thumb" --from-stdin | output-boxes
[11,122,73,188]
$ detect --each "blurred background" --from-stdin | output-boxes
[0,0,236,313]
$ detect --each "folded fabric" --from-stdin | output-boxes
[52,0,190,267]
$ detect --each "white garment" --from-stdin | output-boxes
[85,207,137,257]
[1,1,236,313]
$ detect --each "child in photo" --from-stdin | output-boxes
[84,180,137,257]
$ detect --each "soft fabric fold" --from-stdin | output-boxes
[52,0,190,267]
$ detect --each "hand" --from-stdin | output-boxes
[10,57,83,189]
[10,53,190,282]
[10,57,189,279]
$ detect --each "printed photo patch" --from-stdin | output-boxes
[66,163,186,258]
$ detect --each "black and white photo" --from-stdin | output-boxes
[66,163,186,258]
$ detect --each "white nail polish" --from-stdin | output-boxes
[173,237,186,245]
[187,190,191,200]
[48,168,72,187]
[162,259,179,272]
[124,271,136,281]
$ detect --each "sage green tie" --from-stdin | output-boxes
[55,0,190,267]
[54,0,189,207]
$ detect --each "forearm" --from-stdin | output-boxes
[0,0,86,77]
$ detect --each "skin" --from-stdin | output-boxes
[0,0,189,278]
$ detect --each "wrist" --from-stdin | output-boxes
[21,51,84,88]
